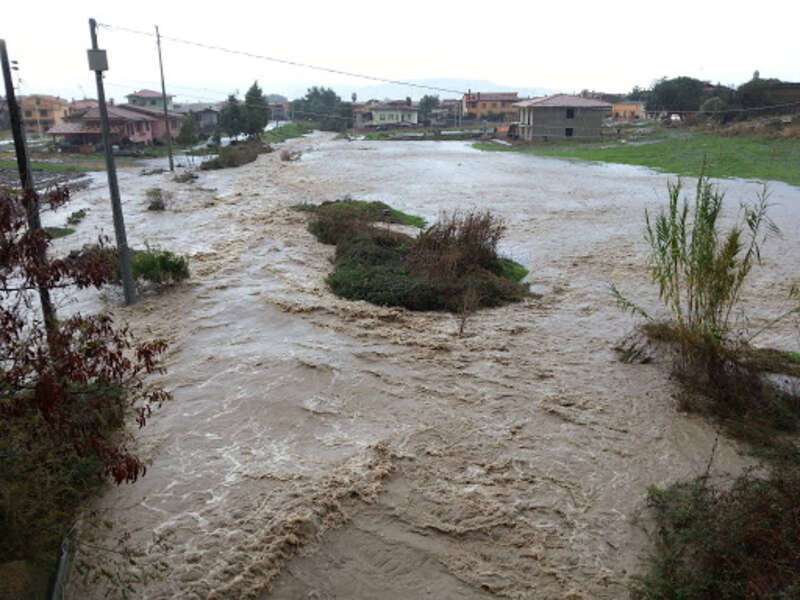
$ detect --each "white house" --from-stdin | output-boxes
[355,101,419,128]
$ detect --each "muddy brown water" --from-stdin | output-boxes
[50,134,800,599]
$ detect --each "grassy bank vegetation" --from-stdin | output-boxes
[474,130,800,187]
[262,122,316,144]
[300,200,529,313]
[612,174,800,598]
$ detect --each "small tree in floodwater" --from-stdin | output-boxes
[1,187,170,575]
[612,173,800,444]
[612,174,793,358]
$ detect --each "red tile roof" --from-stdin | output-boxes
[514,94,613,109]
[47,122,121,135]
[82,106,158,121]
[127,89,172,98]
[118,104,183,119]
[70,99,99,110]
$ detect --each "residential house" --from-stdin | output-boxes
[610,101,646,120]
[48,105,157,147]
[514,94,612,141]
[20,94,70,135]
[126,89,174,110]
[462,92,518,121]
[174,102,220,135]
[268,101,290,120]
[118,104,182,142]
[355,101,418,128]
[68,99,99,117]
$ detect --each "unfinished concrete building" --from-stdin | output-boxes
[514,94,612,141]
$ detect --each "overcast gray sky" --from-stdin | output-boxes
[5,0,799,102]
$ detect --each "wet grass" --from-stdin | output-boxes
[473,131,800,186]
[44,226,75,239]
[296,199,426,228]
[262,122,316,144]
[301,200,529,312]
[0,155,142,174]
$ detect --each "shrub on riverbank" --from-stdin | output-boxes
[612,174,799,451]
[633,469,800,600]
[199,140,271,170]
[612,173,800,595]
[302,200,529,312]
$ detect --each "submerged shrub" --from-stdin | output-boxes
[146,187,167,211]
[174,171,198,183]
[66,208,87,226]
[305,202,528,312]
[613,175,780,350]
[131,248,190,284]
[200,141,268,170]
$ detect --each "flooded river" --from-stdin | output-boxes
[51,134,800,599]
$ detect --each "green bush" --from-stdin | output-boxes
[613,174,780,354]
[66,209,87,226]
[304,202,528,312]
[327,263,445,310]
[199,140,268,170]
[130,248,190,284]
[633,471,800,600]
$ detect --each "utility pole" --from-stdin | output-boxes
[88,18,137,305]
[155,26,174,172]
[1,39,57,334]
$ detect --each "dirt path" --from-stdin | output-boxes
[60,133,799,599]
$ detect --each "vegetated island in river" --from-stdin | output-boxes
[296,199,530,312]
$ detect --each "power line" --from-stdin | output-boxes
[96,22,467,96]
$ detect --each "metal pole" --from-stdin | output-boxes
[88,19,137,305]
[155,26,174,171]
[1,39,57,334]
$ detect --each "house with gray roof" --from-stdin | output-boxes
[514,94,612,141]
[174,102,220,135]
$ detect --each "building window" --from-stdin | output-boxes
[566,108,575,119]
[35,98,40,105]
[24,110,32,117]
[565,128,574,137]
[39,110,48,117]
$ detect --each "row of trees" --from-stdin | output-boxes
[290,86,353,132]
[627,72,793,119]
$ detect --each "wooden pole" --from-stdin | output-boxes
[155,26,174,171]
[88,19,137,305]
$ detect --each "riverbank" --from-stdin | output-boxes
[473,129,800,187]
[45,134,799,599]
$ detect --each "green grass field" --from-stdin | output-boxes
[474,131,800,186]
[262,122,317,143]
